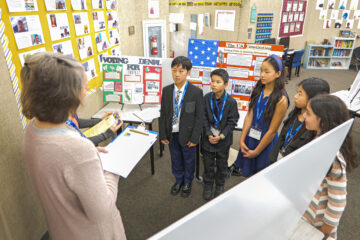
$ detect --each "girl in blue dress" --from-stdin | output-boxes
[230,55,289,177]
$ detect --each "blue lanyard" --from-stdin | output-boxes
[210,92,227,126]
[65,119,86,138]
[255,89,268,126]
[283,121,304,148]
[174,82,188,118]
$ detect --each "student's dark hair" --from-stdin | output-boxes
[20,52,85,124]
[171,56,192,71]
[210,68,229,84]
[249,56,287,123]
[284,78,330,129]
[310,95,357,172]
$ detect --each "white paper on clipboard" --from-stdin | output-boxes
[100,126,158,178]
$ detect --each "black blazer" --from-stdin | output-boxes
[202,92,239,152]
[159,82,204,146]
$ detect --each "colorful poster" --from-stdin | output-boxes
[108,28,120,46]
[44,0,66,10]
[102,63,122,102]
[71,0,87,10]
[47,13,70,41]
[255,13,273,43]
[11,15,44,49]
[342,10,350,20]
[92,11,106,32]
[345,19,354,29]
[279,0,307,37]
[339,0,348,10]
[52,40,74,57]
[143,65,162,104]
[148,0,160,18]
[319,10,327,20]
[327,0,335,10]
[6,0,38,12]
[107,11,119,28]
[82,58,97,80]
[73,12,89,36]
[77,35,93,59]
[95,31,110,52]
[335,20,343,28]
[354,10,360,20]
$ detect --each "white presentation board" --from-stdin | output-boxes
[149,119,354,240]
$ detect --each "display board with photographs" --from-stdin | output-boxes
[188,38,284,111]
[279,0,308,37]
[100,55,162,104]
[2,0,120,91]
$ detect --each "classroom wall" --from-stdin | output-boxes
[0,48,46,239]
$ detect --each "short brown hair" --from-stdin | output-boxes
[20,52,85,123]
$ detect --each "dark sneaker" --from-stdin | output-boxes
[214,185,224,197]
[203,183,213,201]
[181,183,192,198]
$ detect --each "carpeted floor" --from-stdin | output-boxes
[115,67,360,240]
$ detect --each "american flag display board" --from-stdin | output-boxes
[187,38,284,111]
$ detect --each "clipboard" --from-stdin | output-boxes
[100,126,158,178]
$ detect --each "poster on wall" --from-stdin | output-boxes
[279,0,308,38]
[350,0,358,10]
[47,13,70,41]
[107,11,119,28]
[52,40,74,57]
[95,31,110,52]
[73,12,90,36]
[44,0,66,11]
[19,47,45,66]
[71,0,87,10]
[105,0,116,9]
[77,35,93,59]
[255,13,273,43]
[92,0,104,9]
[82,58,97,80]
[315,0,324,10]
[148,0,160,18]
[327,0,335,9]
[339,0,348,10]
[6,0,38,12]
[215,10,236,31]
[11,15,45,49]
[102,62,123,102]
[92,11,106,32]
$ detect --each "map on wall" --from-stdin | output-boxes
[279,0,308,37]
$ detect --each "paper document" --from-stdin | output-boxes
[100,126,158,178]
[83,115,116,138]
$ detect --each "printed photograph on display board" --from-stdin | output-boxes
[47,13,70,41]
[71,0,87,10]
[73,12,89,36]
[123,63,144,104]
[18,47,45,66]
[108,28,120,46]
[6,0,38,12]
[107,11,119,28]
[231,80,254,97]
[105,0,116,9]
[77,35,94,59]
[95,31,110,52]
[82,58,97,80]
[110,45,121,55]
[102,63,122,102]
[11,15,44,49]
[92,11,106,32]
[44,0,66,11]
[92,0,104,9]
[53,40,74,57]
[255,13,273,43]
[279,0,308,38]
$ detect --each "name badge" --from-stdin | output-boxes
[249,127,261,140]
[210,126,220,137]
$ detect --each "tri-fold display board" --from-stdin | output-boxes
[187,38,284,111]
[101,55,162,104]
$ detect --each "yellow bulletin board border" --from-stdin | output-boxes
[0,0,120,129]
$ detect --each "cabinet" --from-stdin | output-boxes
[303,36,356,70]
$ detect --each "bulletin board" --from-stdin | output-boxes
[187,38,284,111]
[279,0,307,37]
[0,0,121,127]
[100,55,162,104]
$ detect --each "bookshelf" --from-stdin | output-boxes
[303,35,356,70]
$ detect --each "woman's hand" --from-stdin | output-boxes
[96,147,108,153]
[240,140,249,154]
[110,117,123,133]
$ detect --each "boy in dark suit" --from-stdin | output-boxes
[202,69,239,200]
[159,56,203,198]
